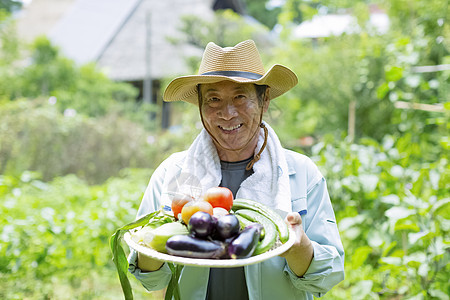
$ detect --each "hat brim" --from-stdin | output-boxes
[163,64,298,105]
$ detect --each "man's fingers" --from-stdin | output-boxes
[286,212,302,226]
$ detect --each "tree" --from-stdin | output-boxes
[0,0,22,13]
[168,9,271,72]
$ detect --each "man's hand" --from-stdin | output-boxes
[137,252,164,272]
[280,212,314,277]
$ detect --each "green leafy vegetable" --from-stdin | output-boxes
[110,210,174,300]
[166,263,184,300]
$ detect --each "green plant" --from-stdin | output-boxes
[0,99,152,183]
[311,133,449,299]
[168,9,271,74]
[0,168,162,299]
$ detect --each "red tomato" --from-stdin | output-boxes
[171,193,194,220]
[203,187,233,212]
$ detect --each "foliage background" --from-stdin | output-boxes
[0,0,448,299]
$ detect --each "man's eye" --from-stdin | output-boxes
[208,97,220,102]
[234,95,246,101]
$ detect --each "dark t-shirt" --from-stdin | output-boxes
[219,157,254,198]
[205,157,253,300]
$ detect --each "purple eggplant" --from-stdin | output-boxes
[188,211,214,238]
[246,223,263,236]
[228,226,261,259]
[166,235,226,259]
[215,214,240,240]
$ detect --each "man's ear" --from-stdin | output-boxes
[263,87,271,113]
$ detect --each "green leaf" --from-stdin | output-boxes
[417,262,429,277]
[381,256,402,266]
[381,194,400,205]
[367,230,384,247]
[408,230,430,244]
[394,222,420,232]
[428,236,446,258]
[429,289,450,300]
[110,210,169,300]
[431,198,450,219]
[339,215,366,231]
[385,207,414,223]
[385,66,403,82]
[404,252,426,265]
[376,82,389,99]
[351,280,373,300]
[382,241,397,257]
[165,263,183,300]
[352,246,373,268]
[110,232,133,300]
[359,174,378,192]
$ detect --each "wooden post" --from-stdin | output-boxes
[394,101,446,112]
[348,100,356,142]
[143,11,152,105]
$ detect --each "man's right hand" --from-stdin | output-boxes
[137,252,164,272]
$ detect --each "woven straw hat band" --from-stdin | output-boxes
[198,40,266,76]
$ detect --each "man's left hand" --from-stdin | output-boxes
[280,212,314,277]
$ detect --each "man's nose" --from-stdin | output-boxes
[220,103,238,119]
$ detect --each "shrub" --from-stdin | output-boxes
[311,134,449,299]
[0,169,162,299]
[0,98,201,184]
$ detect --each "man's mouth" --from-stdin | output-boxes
[218,124,242,132]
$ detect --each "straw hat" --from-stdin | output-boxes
[163,40,298,105]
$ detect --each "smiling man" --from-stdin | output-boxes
[199,81,269,162]
[128,40,345,300]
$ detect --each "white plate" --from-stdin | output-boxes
[124,228,296,268]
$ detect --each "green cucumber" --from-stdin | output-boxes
[235,213,265,239]
[235,214,253,230]
[232,198,289,243]
[235,209,277,255]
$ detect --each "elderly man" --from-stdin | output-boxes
[128,40,344,299]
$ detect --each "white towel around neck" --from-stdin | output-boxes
[167,121,292,215]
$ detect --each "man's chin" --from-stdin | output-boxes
[214,139,243,151]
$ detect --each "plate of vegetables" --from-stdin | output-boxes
[123,187,296,268]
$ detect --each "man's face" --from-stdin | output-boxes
[200,81,269,159]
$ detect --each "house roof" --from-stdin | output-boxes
[15,0,78,42]
[96,0,214,81]
[48,0,142,66]
[15,0,215,80]
[293,12,389,38]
